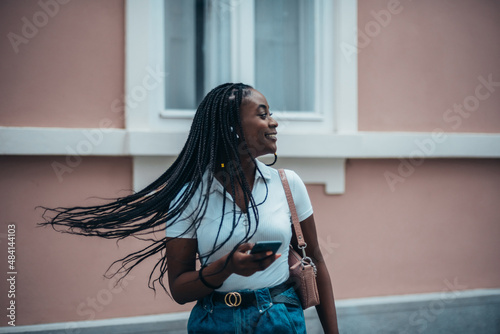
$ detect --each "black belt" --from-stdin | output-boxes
[211,282,293,308]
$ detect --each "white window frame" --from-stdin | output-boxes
[124,0,357,194]
[126,0,357,135]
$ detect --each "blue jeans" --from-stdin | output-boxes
[187,284,307,334]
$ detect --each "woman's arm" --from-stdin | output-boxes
[165,237,280,304]
[297,214,340,334]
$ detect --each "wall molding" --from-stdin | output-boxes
[0,127,128,156]
[2,289,499,334]
[132,156,346,194]
[2,127,500,158]
[2,126,499,194]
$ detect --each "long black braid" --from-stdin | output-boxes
[38,83,268,293]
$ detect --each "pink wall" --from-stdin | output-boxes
[1,157,499,325]
[0,156,196,325]
[358,0,500,133]
[0,0,125,128]
[309,158,500,299]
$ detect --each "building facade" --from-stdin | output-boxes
[1,0,499,333]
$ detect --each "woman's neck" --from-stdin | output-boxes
[215,156,257,212]
[239,156,257,189]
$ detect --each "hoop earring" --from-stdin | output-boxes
[266,153,278,166]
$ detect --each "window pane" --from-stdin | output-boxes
[203,0,232,93]
[165,0,232,110]
[255,0,315,112]
[165,0,197,109]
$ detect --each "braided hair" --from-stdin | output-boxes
[38,83,267,292]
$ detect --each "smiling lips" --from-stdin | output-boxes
[265,133,277,140]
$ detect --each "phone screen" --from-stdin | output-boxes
[250,241,282,255]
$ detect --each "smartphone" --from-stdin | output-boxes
[250,241,282,255]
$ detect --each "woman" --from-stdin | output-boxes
[40,83,339,333]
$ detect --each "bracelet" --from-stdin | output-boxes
[199,266,223,290]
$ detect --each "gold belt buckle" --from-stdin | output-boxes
[224,292,242,307]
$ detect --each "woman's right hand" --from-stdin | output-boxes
[225,242,281,277]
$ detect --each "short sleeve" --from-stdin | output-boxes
[165,185,197,239]
[285,170,313,222]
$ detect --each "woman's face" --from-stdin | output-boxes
[239,89,278,158]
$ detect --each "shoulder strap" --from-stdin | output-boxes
[278,169,306,248]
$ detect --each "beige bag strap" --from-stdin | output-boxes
[278,169,306,249]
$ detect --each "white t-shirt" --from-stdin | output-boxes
[165,159,313,292]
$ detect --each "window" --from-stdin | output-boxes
[126,0,356,193]
[254,0,315,112]
[164,0,315,113]
[126,0,355,134]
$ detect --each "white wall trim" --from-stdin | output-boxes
[0,311,191,333]
[272,157,346,194]
[333,0,358,133]
[336,288,500,309]
[3,127,500,158]
[124,0,160,131]
[0,127,128,156]
[3,126,499,195]
[132,156,346,195]
[3,289,499,334]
